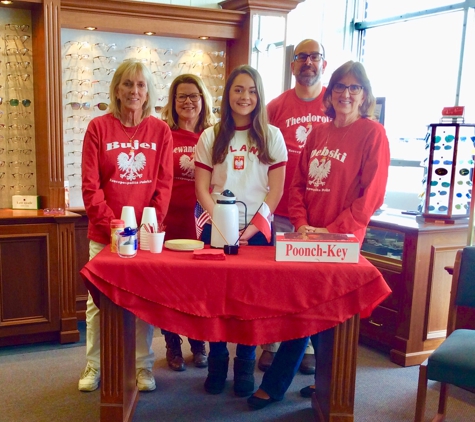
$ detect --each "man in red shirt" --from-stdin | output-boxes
[259,38,329,375]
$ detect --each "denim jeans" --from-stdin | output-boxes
[259,336,316,400]
[209,341,256,360]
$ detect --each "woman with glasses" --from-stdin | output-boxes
[159,74,216,372]
[247,60,390,409]
[80,59,173,393]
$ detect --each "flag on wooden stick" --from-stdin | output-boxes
[194,202,211,239]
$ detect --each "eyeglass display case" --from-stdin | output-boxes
[360,209,468,366]
[419,123,475,221]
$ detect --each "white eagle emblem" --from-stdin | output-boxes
[295,123,312,148]
[179,154,195,178]
[117,149,146,181]
[308,157,331,187]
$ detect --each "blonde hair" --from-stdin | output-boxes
[108,60,157,119]
[161,73,216,132]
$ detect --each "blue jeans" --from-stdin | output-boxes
[209,342,256,360]
[259,335,318,400]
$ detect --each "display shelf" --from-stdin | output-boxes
[0,8,36,209]
[61,28,226,207]
[360,209,468,366]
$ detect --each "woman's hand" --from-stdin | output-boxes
[297,225,329,234]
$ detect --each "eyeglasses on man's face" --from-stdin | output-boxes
[176,93,202,103]
[294,52,324,63]
[332,83,363,95]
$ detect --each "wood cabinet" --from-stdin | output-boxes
[359,210,468,366]
[0,210,81,346]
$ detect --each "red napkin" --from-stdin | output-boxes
[193,249,226,260]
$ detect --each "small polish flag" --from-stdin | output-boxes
[251,202,272,243]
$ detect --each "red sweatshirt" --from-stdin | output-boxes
[289,118,390,244]
[82,113,173,244]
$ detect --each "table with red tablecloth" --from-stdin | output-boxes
[80,246,390,422]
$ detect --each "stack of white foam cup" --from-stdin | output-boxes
[120,206,138,230]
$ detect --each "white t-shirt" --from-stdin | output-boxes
[195,125,287,226]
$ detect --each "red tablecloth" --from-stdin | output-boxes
[80,246,391,345]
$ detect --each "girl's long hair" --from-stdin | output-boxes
[212,65,274,165]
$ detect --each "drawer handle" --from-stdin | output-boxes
[368,319,383,327]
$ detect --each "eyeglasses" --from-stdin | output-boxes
[5,24,30,32]
[66,139,83,145]
[93,92,109,98]
[65,54,90,60]
[7,73,30,81]
[93,56,117,63]
[12,172,34,179]
[8,160,34,167]
[332,83,363,95]
[3,35,30,42]
[64,41,90,49]
[6,61,31,68]
[64,66,89,73]
[8,99,32,107]
[9,124,33,131]
[93,67,116,75]
[94,102,108,111]
[94,43,117,51]
[176,93,202,103]
[6,48,30,56]
[65,128,85,134]
[8,111,32,119]
[66,90,88,98]
[66,102,91,110]
[294,52,324,63]
[66,79,91,85]
[8,136,32,143]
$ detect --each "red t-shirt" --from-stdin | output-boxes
[267,88,329,218]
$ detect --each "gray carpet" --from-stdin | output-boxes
[0,322,473,422]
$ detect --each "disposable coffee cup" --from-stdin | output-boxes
[148,232,165,253]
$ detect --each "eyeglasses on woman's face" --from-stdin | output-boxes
[175,93,202,103]
[332,83,363,95]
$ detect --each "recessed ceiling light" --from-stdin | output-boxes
[144,31,155,36]
[1,1,13,4]
[199,36,209,40]
[84,26,96,31]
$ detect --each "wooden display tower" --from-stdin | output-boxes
[421,123,475,222]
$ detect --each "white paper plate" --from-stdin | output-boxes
[164,239,204,251]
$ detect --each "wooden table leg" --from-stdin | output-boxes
[312,314,360,422]
[100,294,139,422]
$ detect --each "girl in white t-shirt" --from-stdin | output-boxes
[195,64,287,397]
